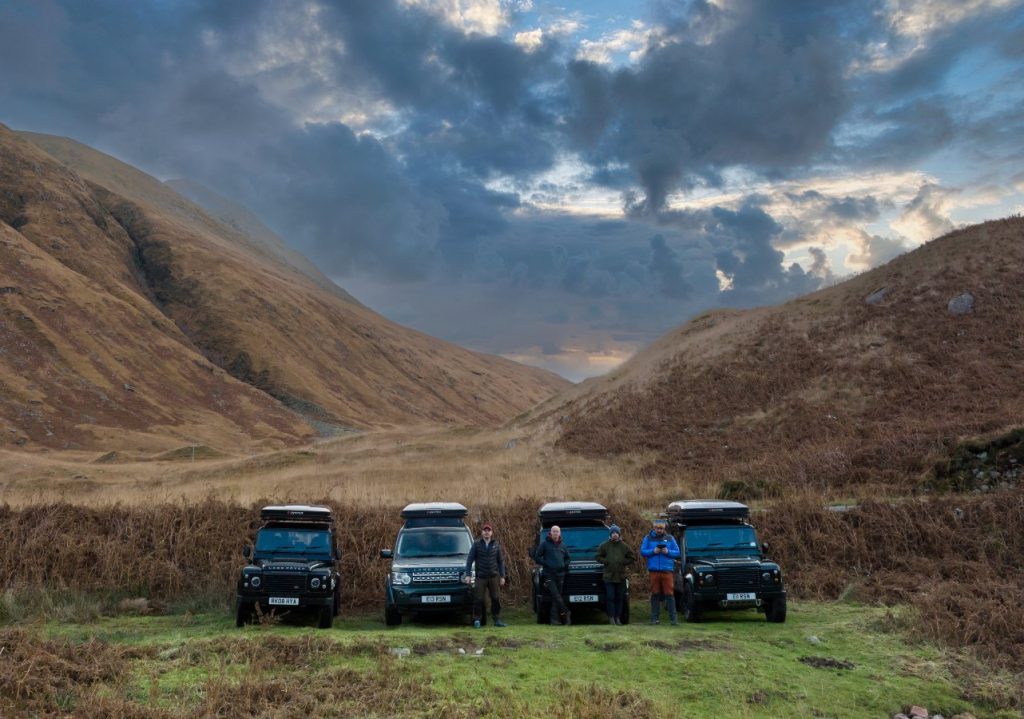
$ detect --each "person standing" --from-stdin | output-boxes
[596,524,636,625]
[531,524,572,625]
[640,518,680,625]
[465,523,507,628]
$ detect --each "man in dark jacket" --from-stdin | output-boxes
[596,524,636,625]
[640,518,681,625]
[531,524,571,625]
[465,523,507,628]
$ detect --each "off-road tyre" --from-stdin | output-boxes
[765,595,787,623]
[332,588,341,617]
[318,604,334,629]
[235,601,252,627]
[682,587,704,623]
[384,602,402,626]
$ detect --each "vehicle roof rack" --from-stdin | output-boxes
[665,500,749,525]
[400,502,469,519]
[538,501,609,523]
[260,505,334,524]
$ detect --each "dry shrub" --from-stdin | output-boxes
[0,629,156,715]
[1,490,1023,672]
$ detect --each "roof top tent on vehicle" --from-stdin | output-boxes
[400,502,469,528]
[665,500,749,526]
[260,505,334,525]
[537,501,609,526]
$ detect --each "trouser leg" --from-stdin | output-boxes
[543,575,567,622]
[666,592,677,622]
[472,580,487,621]
[487,577,501,619]
[604,581,618,619]
[650,594,661,621]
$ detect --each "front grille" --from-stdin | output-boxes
[412,571,460,583]
[262,573,306,593]
[715,568,760,591]
[565,573,602,592]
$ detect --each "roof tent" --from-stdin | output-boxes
[665,500,749,525]
[400,503,469,527]
[260,505,334,524]
[538,501,609,525]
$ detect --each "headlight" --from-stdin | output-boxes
[250,576,261,588]
[311,577,322,589]
[392,572,411,586]
[702,573,715,584]
[762,572,772,582]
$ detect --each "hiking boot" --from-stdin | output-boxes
[649,617,660,625]
[473,619,481,629]
[608,617,617,625]
[562,611,572,626]
[493,619,507,627]
[614,618,622,626]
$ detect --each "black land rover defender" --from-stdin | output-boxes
[380,502,474,626]
[667,500,786,623]
[236,505,341,629]
[531,502,628,624]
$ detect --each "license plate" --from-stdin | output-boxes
[569,594,598,603]
[268,597,299,606]
[421,595,451,604]
[726,592,756,601]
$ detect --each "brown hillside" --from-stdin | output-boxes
[0,125,568,451]
[555,216,1024,494]
[0,131,313,451]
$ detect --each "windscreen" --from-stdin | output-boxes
[538,526,609,559]
[254,528,333,559]
[684,525,758,555]
[396,529,472,558]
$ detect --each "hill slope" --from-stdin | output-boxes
[0,126,568,451]
[552,217,1024,493]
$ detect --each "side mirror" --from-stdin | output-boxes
[243,545,251,559]
[379,549,393,559]
[760,542,770,554]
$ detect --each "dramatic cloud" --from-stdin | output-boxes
[1,0,1022,378]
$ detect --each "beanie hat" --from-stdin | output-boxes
[609,524,621,535]
[652,518,667,527]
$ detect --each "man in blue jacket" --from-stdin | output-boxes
[640,518,680,625]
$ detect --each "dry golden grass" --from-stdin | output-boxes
[0,425,719,507]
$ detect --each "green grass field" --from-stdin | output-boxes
[6,601,1018,718]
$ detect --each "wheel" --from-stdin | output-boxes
[318,604,334,629]
[536,600,550,624]
[235,601,252,627]
[384,602,402,626]
[332,588,341,617]
[620,600,631,625]
[765,595,787,623]
[674,590,683,613]
[682,587,704,623]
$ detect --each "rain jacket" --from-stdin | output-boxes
[640,531,680,572]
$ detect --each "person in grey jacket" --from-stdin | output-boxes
[531,525,571,625]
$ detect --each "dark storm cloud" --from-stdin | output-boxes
[564,0,865,212]
[648,234,691,300]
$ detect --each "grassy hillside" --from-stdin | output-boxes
[551,217,1024,496]
[0,125,569,451]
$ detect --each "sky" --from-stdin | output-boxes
[1,0,1023,381]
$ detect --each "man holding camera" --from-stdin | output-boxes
[640,518,680,625]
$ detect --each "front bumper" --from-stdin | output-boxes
[693,587,786,609]
[389,583,474,613]
[237,591,334,609]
